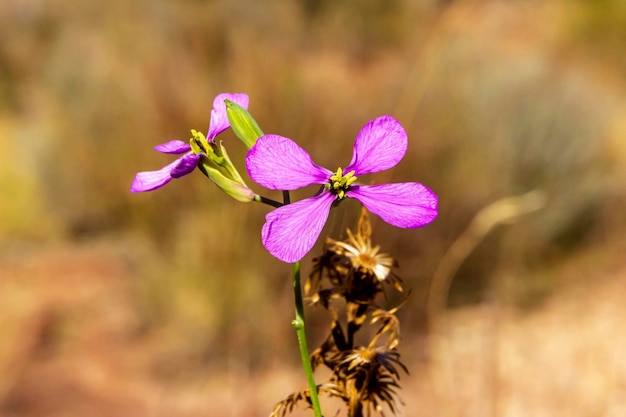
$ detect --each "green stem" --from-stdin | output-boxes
[282,190,291,204]
[254,195,284,208]
[292,261,323,417]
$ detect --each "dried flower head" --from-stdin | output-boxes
[337,346,408,417]
[308,209,403,303]
[325,209,403,291]
[273,208,409,417]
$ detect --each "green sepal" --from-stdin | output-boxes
[216,141,245,183]
[225,99,264,149]
[197,155,256,202]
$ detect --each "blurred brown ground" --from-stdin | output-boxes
[1,0,626,416]
[1,233,625,416]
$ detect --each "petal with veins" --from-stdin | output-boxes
[347,183,438,228]
[208,93,249,141]
[155,140,191,154]
[171,153,200,178]
[261,192,335,262]
[247,134,332,190]
[345,115,407,175]
[130,158,183,192]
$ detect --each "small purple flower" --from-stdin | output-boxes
[131,93,249,192]
[246,115,438,263]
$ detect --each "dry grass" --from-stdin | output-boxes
[425,243,626,417]
[1,235,625,417]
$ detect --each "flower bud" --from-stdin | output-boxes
[225,99,264,149]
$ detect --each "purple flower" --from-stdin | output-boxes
[131,93,249,192]
[246,115,438,263]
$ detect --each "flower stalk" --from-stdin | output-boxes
[291,261,323,417]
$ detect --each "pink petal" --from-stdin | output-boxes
[154,140,191,154]
[246,134,332,190]
[261,192,335,263]
[170,153,200,178]
[208,93,249,141]
[347,183,438,228]
[130,158,183,192]
[344,115,407,175]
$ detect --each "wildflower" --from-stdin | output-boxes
[131,93,249,192]
[246,115,438,263]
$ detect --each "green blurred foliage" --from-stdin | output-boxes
[1,0,625,369]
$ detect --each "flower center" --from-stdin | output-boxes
[355,252,377,270]
[189,129,224,165]
[189,129,209,154]
[328,167,357,200]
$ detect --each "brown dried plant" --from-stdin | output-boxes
[271,209,409,417]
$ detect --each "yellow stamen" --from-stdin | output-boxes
[328,167,357,200]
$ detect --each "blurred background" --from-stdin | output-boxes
[1,0,625,416]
